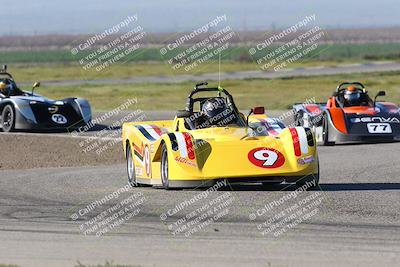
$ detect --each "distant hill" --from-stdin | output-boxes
[1,28,400,50]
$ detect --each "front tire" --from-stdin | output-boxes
[126,143,139,187]
[2,105,15,132]
[322,114,335,146]
[160,144,170,189]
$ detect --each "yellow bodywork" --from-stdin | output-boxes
[122,113,319,187]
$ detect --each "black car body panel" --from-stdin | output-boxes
[1,94,92,131]
[293,101,400,144]
[325,109,400,143]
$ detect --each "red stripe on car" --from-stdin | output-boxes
[133,143,143,156]
[182,132,195,160]
[289,128,301,156]
[151,125,163,136]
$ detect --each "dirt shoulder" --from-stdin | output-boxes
[0,134,124,170]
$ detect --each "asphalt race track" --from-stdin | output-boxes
[0,144,399,266]
[0,115,399,266]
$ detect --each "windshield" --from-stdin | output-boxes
[194,106,245,129]
[248,118,286,136]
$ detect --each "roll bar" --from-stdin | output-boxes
[0,65,13,79]
[185,82,236,112]
[336,82,365,92]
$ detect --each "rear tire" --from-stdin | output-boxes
[160,144,170,189]
[126,143,139,187]
[1,105,15,132]
[322,114,335,146]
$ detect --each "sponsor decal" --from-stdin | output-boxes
[174,156,197,167]
[297,155,315,165]
[135,166,143,176]
[248,147,285,169]
[48,106,59,113]
[51,114,68,124]
[351,117,400,123]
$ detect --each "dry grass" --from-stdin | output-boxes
[37,71,400,111]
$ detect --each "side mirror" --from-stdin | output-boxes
[374,90,386,109]
[33,81,40,88]
[32,81,40,94]
[376,91,386,97]
[253,106,265,115]
[246,107,265,125]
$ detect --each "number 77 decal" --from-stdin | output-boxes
[367,123,392,134]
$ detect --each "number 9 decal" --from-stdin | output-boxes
[248,148,285,169]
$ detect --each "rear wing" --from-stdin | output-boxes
[292,102,327,115]
[293,102,326,106]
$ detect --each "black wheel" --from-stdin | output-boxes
[126,144,139,187]
[1,105,15,132]
[314,113,324,127]
[322,114,335,146]
[294,110,304,127]
[160,143,169,189]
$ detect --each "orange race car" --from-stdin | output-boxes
[292,82,400,145]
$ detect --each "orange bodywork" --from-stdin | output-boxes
[342,106,377,115]
[327,108,348,134]
[325,96,378,134]
[326,97,337,108]
[325,95,381,134]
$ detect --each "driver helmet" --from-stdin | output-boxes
[201,98,234,126]
[344,86,361,105]
[0,81,12,95]
[0,81,7,90]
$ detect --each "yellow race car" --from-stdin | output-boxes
[122,82,319,189]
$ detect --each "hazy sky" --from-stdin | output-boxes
[2,0,400,35]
